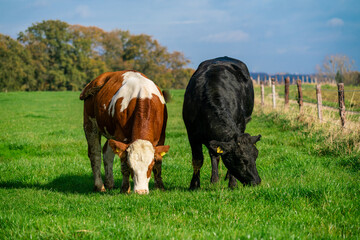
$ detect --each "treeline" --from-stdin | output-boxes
[0,20,194,91]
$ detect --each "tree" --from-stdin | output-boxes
[18,20,73,90]
[101,29,130,71]
[317,55,356,84]
[17,20,108,91]
[1,20,192,91]
[343,71,360,86]
[0,34,35,91]
[167,51,192,88]
[69,25,108,88]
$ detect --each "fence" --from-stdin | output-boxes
[259,77,360,129]
[254,74,339,86]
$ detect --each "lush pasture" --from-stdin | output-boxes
[0,90,359,239]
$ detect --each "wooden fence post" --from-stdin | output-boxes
[297,79,303,113]
[316,84,323,123]
[271,78,276,109]
[337,83,346,127]
[285,77,290,109]
[261,82,264,106]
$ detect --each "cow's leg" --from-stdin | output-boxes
[103,140,115,190]
[226,170,238,189]
[189,141,204,190]
[209,150,220,184]
[153,161,165,190]
[154,119,166,191]
[84,119,104,192]
[120,161,131,193]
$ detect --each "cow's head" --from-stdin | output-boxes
[209,134,261,186]
[109,139,170,194]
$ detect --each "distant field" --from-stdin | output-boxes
[0,91,359,239]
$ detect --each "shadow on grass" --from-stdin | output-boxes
[0,175,190,194]
[149,182,189,192]
[0,174,94,194]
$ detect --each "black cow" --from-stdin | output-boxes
[182,56,261,189]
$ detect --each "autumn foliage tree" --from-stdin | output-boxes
[0,20,193,91]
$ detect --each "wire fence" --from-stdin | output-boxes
[258,79,360,131]
[319,89,360,92]
[268,83,360,113]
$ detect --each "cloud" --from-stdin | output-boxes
[276,48,287,54]
[202,30,250,43]
[265,30,274,38]
[32,0,49,7]
[327,18,344,27]
[75,5,91,18]
[167,20,202,25]
[276,45,311,55]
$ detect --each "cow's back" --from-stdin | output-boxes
[183,57,254,142]
[83,71,167,145]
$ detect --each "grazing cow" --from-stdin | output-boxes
[182,57,261,189]
[80,70,170,194]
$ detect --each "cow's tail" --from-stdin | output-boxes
[79,72,114,100]
[162,90,172,103]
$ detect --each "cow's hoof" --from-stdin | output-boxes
[189,185,200,191]
[210,176,219,184]
[189,181,200,190]
[228,180,238,189]
[121,185,131,194]
[154,182,165,191]
[105,183,114,190]
[94,185,106,192]
[190,176,200,190]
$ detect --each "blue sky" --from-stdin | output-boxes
[0,0,359,74]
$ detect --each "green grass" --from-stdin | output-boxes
[0,90,359,239]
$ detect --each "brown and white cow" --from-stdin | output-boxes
[80,70,170,194]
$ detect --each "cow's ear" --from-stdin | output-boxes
[238,134,261,145]
[209,140,228,155]
[250,135,261,144]
[154,145,170,161]
[108,139,129,159]
[237,133,251,145]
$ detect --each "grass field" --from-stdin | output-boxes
[0,90,359,239]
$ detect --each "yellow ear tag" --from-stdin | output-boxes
[115,148,120,153]
[217,147,223,154]
[160,152,166,157]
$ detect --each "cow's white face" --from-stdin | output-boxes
[108,138,169,194]
[127,139,154,194]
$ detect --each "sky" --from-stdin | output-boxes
[0,0,359,74]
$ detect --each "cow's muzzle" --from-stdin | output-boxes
[135,189,149,195]
[249,177,261,186]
